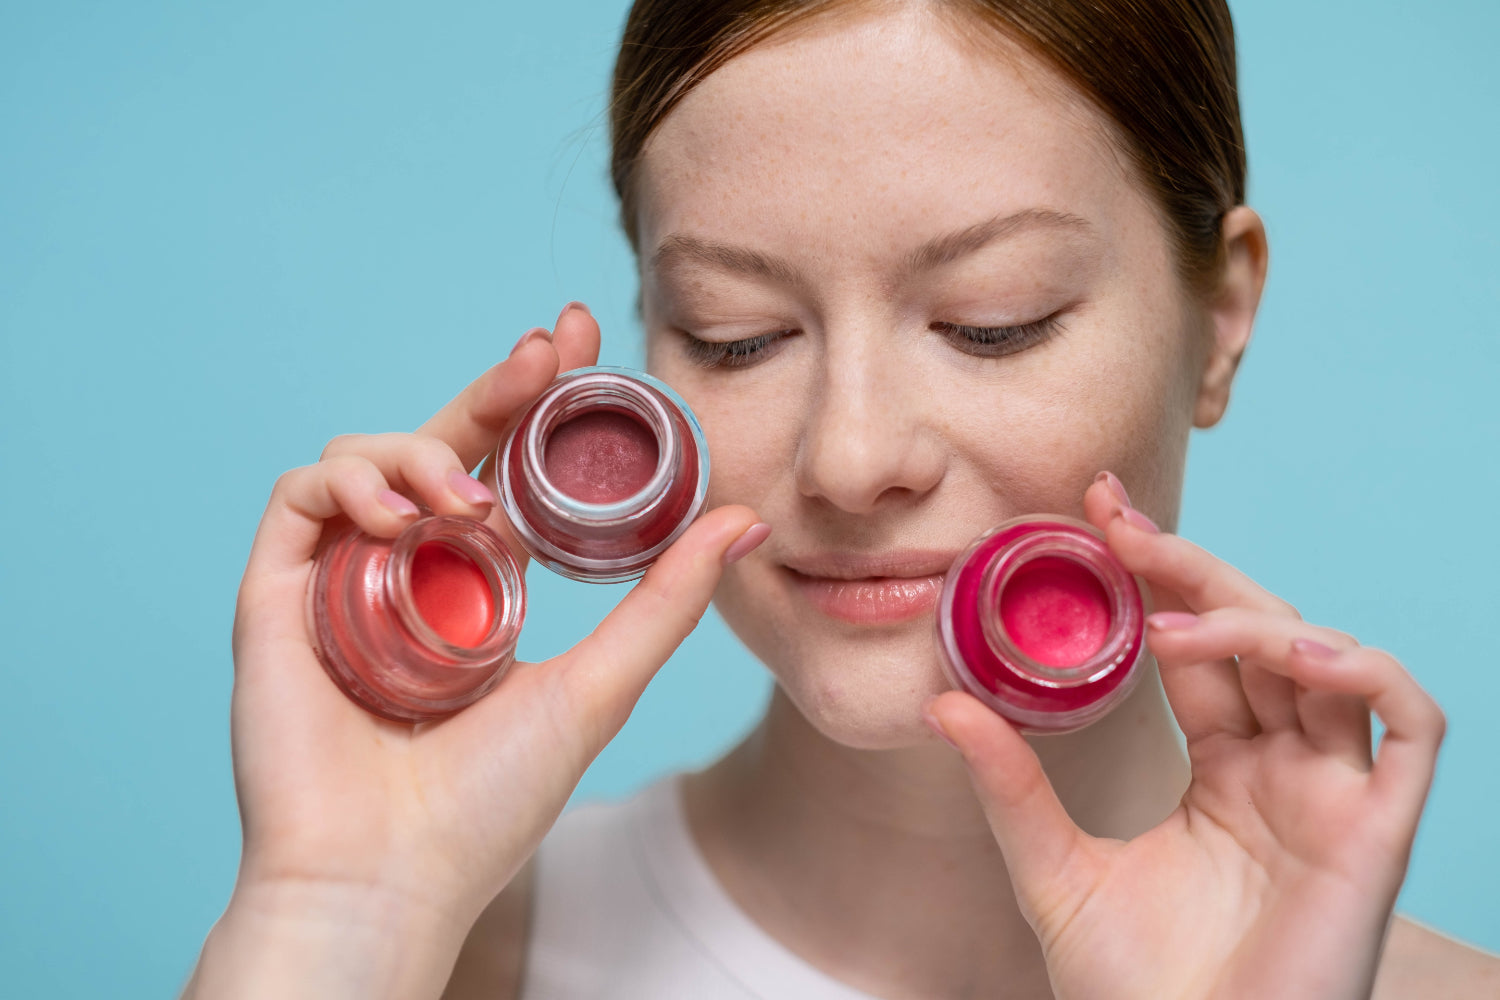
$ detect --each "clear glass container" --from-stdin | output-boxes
[937,515,1147,733]
[496,366,710,583]
[306,515,525,722]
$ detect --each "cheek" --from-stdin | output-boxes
[1067,319,1199,514]
[1102,301,1205,503]
[705,402,795,512]
[651,360,809,513]
[947,307,1199,517]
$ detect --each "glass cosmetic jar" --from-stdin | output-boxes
[496,366,710,583]
[937,515,1147,734]
[307,515,525,722]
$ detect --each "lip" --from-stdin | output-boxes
[782,550,957,625]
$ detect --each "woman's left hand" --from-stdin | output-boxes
[924,474,1446,1000]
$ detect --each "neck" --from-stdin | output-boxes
[683,665,1190,1000]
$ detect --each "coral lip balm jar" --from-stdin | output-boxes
[937,515,1147,734]
[497,366,710,583]
[307,515,525,722]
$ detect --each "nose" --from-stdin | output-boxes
[795,332,946,514]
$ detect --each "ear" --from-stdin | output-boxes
[1194,206,1268,428]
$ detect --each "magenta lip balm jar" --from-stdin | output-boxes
[496,366,711,583]
[306,515,526,723]
[937,515,1148,734]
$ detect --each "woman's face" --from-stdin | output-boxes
[636,4,1215,749]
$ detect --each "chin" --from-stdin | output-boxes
[785,682,943,750]
[737,611,952,750]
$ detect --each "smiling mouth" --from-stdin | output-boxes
[784,570,946,625]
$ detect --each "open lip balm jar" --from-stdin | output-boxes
[937,514,1148,734]
[496,366,710,583]
[307,514,526,722]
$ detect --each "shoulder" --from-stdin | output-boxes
[1373,913,1500,999]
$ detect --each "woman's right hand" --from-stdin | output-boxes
[186,304,767,1000]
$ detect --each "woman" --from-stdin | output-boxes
[185,1,1499,997]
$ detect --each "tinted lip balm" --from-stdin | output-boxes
[307,515,525,722]
[544,409,660,504]
[937,515,1146,734]
[496,366,710,583]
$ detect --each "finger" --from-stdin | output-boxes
[552,301,602,373]
[1272,629,1370,766]
[547,507,768,756]
[1147,607,1357,741]
[923,691,1087,915]
[1294,682,1372,771]
[1132,611,1256,741]
[1082,470,1131,534]
[1149,610,1369,761]
[1106,511,1301,620]
[245,435,497,586]
[243,455,419,584]
[1239,660,1300,733]
[415,326,561,471]
[465,302,602,533]
[1288,643,1445,828]
[1081,471,1262,741]
[1147,608,1357,674]
[319,433,497,517]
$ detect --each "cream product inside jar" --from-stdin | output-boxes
[937,515,1147,733]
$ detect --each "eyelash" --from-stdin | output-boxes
[680,330,793,369]
[931,315,1062,358]
[679,316,1061,369]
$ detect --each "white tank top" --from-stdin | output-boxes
[519,774,878,1000]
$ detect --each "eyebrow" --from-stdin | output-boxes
[904,209,1093,275]
[649,208,1094,287]
[651,234,806,288]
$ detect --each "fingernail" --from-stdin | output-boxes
[378,490,420,518]
[509,326,551,358]
[1292,638,1339,662]
[723,522,771,565]
[1147,611,1200,631]
[447,470,496,506]
[560,300,591,318]
[921,702,961,752]
[1116,506,1159,534]
[1095,470,1131,509]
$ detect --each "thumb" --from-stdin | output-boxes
[924,691,1086,907]
[550,506,768,758]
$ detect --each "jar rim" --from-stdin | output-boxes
[935,514,1149,733]
[496,366,712,583]
[385,516,526,664]
[520,367,679,523]
[977,524,1140,687]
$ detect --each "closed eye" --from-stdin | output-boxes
[678,315,1058,368]
[932,315,1061,358]
[679,329,795,369]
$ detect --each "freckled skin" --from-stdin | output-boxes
[635,6,1216,749]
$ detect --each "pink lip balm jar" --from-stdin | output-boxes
[307,515,526,722]
[497,366,710,583]
[937,515,1147,734]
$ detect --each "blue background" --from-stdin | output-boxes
[2,1,1495,994]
